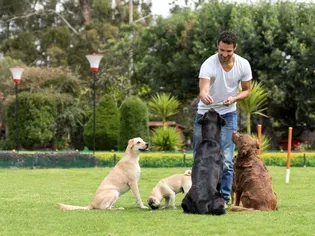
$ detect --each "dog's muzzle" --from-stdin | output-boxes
[139,143,149,151]
[149,204,159,210]
[148,198,159,210]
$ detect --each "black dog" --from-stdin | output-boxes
[181,108,226,215]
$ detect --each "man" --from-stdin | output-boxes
[193,31,252,206]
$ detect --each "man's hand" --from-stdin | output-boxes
[200,93,214,105]
[223,96,236,106]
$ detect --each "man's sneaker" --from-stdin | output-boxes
[224,203,229,209]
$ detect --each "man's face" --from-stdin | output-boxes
[217,41,235,63]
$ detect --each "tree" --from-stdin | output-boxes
[148,92,182,151]
[53,93,87,149]
[118,96,149,150]
[238,81,269,134]
[148,93,180,127]
[133,10,198,100]
[6,92,56,149]
[83,94,120,150]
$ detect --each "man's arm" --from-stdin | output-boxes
[199,78,213,105]
[223,80,251,106]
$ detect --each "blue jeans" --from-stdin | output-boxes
[193,111,237,204]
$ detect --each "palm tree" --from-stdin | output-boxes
[148,93,180,127]
[238,81,269,134]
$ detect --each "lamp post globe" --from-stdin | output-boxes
[86,54,104,73]
[86,54,104,156]
[10,67,24,85]
[10,67,24,152]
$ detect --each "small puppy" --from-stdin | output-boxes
[148,170,192,210]
[57,137,149,210]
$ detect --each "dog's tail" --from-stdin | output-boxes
[184,170,192,176]
[56,203,92,210]
[229,205,257,212]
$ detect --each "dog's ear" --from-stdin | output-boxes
[217,114,226,126]
[256,140,260,150]
[197,116,205,125]
[240,144,250,156]
[128,139,134,149]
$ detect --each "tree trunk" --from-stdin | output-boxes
[129,0,133,23]
[247,113,251,134]
[79,0,91,25]
[115,0,121,7]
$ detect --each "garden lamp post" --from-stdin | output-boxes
[86,54,104,156]
[10,67,24,152]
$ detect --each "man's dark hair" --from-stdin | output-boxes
[217,31,237,48]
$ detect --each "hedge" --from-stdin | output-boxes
[96,152,193,168]
[0,151,315,168]
[95,151,315,167]
[0,152,96,168]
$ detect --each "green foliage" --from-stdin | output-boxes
[93,0,114,21]
[94,151,315,167]
[83,94,120,151]
[95,151,193,168]
[41,26,72,50]
[151,126,183,151]
[134,11,198,99]
[3,0,315,148]
[134,1,315,134]
[53,93,87,149]
[238,81,269,134]
[148,93,180,124]
[6,92,56,149]
[250,133,271,152]
[0,152,95,168]
[96,24,135,104]
[0,140,15,150]
[118,96,149,150]
[261,152,315,167]
[1,151,315,168]
[0,32,37,65]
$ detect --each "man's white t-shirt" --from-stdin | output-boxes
[197,53,252,115]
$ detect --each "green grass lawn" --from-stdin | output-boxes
[0,167,315,236]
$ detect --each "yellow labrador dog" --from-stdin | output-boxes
[57,137,148,210]
[147,170,192,210]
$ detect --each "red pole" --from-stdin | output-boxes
[286,127,293,183]
[257,124,262,157]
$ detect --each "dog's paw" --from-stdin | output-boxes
[140,205,148,209]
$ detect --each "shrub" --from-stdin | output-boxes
[83,94,120,150]
[118,96,149,150]
[261,152,314,167]
[151,126,183,151]
[251,133,271,152]
[1,151,315,168]
[53,93,87,150]
[0,152,95,168]
[95,151,193,168]
[0,140,15,150]
[6,92,56,150]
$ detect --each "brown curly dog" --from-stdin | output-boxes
[230,132,277,211]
